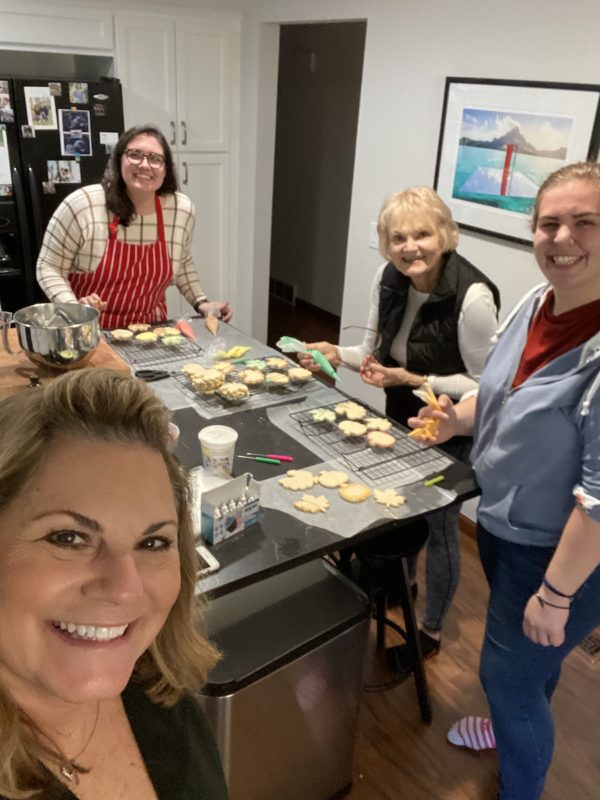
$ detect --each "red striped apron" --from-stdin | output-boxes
[70,194,173,329]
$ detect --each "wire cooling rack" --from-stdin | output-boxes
[288,404,451,485]
[175,360,324,414]
[109,338,206,369]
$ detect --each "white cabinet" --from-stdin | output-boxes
[178,154,230,302]
[114,13,177,137]
[175,19,235,152]
[115,12,238,152]
[0,2,113,53]
[115,11,240,321]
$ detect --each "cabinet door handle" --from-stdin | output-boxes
[170,121,176,145]
[181,120,188,146]
[182,161,188,185]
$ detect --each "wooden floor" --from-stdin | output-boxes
[349,533,600,799]
[266,295,599,798]
[267,295,340,350]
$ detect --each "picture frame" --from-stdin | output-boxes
[434,78,600,245]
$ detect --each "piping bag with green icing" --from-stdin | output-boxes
[276,336,340,382]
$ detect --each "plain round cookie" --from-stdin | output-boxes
[367,431,396,449]
[288,366,312,382]
[339,482,372,503]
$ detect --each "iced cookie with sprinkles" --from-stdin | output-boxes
[309,408,336,424]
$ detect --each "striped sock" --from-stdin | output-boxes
[447,716,496,750]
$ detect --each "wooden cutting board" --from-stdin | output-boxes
[0,331,132,398]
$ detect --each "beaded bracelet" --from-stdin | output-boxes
[535,592,570,611]
[543,576,576,599]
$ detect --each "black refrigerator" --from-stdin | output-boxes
[0,76,124,311]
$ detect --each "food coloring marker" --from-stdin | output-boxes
[237,455,281,465]
[246,453,293,462]
[423,475,445,487]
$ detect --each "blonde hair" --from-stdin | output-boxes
[377,186,459,259]
[0,369,219,798]
[532,161,600,230]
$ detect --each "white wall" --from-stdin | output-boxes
[238,0,600,389]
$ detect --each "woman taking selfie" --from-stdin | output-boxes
[0,369,229,799]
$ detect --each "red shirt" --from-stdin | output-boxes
[512,290,600,388]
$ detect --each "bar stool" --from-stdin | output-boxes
[349,518,432,723]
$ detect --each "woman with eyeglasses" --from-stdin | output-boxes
[37,124,232,328]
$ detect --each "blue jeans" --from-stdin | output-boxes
[409,439,472,633]
[477,524,600,800]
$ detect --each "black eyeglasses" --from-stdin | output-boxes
[124,148,166,169]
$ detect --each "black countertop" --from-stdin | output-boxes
[121,317,480,598]
[173,403,479,599]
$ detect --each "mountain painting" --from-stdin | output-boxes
[452,108,574,214]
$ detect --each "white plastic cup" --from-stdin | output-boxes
[198,425,238,474]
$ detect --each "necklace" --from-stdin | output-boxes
[59,702,101,784]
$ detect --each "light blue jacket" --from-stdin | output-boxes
[473,284,600,547]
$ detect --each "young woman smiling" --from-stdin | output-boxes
[410,162,600,800]
[37,124,232,329]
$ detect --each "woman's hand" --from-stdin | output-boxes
[198,301,233,322]
[407,393,457,445]
[79,293,107,311]
[360,356,423,388]
[298,341,340,372]
[523,592,569,647]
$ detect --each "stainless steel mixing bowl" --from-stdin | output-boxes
[8,303,100,369]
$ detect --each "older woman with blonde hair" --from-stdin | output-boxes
[0,369,228,799]
[302,186,500,667]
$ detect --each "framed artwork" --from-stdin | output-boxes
[434,78,600,244]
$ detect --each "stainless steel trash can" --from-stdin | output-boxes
[200,559,370,800]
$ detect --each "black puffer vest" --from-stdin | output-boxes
[375,251,500,427]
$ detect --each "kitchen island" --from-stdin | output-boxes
[107,316,480,800]
[107,315,479,596]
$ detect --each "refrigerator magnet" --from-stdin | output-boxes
[21,125,35,138]
[24,86,58,131]
[59,109,92,157]
[58,161,81,184]
[0,81,13,123]
[48,82,62,97]
[69,82,88,105]
[99,131,118,146]
[92,93,109,116]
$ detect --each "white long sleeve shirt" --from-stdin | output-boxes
[337,262,498,398]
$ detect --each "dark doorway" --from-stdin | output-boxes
[267,21,366,348]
